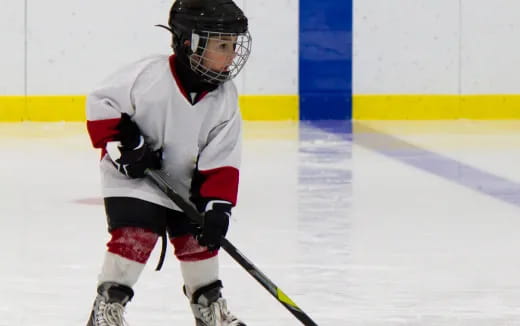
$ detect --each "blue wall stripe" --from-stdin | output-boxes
[299,0,353,120]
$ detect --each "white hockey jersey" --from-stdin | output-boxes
[86,54,241,211]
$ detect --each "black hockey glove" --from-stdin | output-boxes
[106,113,162,178]
[196,201,232,251]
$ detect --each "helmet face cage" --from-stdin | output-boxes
[188,30,251,84]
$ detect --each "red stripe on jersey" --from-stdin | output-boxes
[169,55,211,103]
[170,235,218,262]
[169,55,189,101]
[199,167,239,205]
[196,90,210,102]
[87,118,120,149]
[107,227,158,264]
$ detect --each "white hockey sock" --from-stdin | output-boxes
[180,255,219,297]
[98,251,146,288]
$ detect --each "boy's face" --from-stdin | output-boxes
[184,31,251,84]
[200,36,238,72]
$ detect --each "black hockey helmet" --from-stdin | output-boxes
[169,0,248,37]
[158,0,252,84]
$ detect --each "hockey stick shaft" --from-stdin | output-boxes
[145,170,319,326]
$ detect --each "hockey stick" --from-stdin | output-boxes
[145,169,319,326]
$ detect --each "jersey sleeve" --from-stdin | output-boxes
[191,94,242,210]
[85,61,145,152]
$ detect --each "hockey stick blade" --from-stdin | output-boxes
[145,169,319,326]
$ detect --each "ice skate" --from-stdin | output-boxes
[86,282,134,326]
[187,280,246,326]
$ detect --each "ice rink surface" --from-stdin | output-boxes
[1,120,520,325]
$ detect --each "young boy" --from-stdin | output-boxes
[85,0,251,325]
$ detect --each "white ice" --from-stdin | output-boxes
[1,120,520,325]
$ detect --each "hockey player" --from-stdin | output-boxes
[85,0,251,325]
